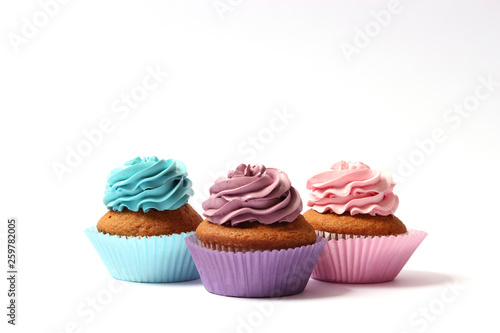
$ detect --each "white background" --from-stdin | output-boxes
[1,1,499,332]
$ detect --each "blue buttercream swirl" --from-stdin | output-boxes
[103,156,194,212]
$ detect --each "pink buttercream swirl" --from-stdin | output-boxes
[306,161,398,216]
[202,164,302,226]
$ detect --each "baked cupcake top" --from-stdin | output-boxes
[306,161,399,216]
[202,164,302,226]
[103,156,194,212]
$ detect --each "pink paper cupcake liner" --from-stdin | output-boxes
[185,234,327,297]
[312,229,427,284]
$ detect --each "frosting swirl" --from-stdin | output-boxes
[103,156,193,212]
[307,161,398,216]
[202,164,302,226]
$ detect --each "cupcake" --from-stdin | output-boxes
[85,156,202,283]
[185,164,327,297]
[304,161,427,284]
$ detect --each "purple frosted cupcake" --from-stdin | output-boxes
[185,164,327,297]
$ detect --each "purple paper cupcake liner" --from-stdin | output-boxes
[185,234,327,297]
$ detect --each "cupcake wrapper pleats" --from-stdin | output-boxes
[185,234,327,297]
[84,226,199,283]
[312,229,427,284]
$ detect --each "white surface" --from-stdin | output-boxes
[1,1,499,332]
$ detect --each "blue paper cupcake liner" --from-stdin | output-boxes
[85,226,199,283]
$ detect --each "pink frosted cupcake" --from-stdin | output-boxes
[303,161,427,283]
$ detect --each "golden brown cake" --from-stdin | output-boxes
[97,203,202,237]
[199,164,317,252]
[303,209,406,236]
[196,215,316,251]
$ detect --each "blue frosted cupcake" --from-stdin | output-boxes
[85,156,202,283]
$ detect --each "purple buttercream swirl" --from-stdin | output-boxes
[202,164,303,226]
